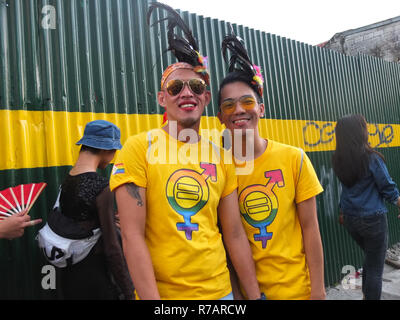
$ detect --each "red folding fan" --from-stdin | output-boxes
[0,183,47,220]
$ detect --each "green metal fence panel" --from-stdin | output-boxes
[1,0,400,298]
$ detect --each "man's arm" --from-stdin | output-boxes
[218,190,261,300]
[115,183,160,300]
[297,196,326,300]
[226,255,244,300]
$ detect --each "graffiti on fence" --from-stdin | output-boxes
[303,122,335,148]
[368,124,394,148]
[319,165,342,218]
[303,121,395,149]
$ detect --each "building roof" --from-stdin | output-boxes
[318,15,400,47]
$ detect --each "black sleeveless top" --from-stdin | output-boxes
[51,172,135,299]
[60,172,108,222]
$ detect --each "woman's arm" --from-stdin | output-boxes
[96,187,135,299]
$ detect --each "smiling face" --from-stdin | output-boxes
[158,68,211,131]
[218,81,264,135]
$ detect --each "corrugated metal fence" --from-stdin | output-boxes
[1,0,400,299]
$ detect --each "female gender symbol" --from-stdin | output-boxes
[239,170,284,248]
[166,163,217,240]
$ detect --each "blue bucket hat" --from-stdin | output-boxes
[76,120,122,150]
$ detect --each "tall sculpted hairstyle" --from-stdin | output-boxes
[218,33,264,105]
[332,114,384,188]
[147,2,209,85]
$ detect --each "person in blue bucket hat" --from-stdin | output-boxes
[76,119,122,151]
[37,120,134,300]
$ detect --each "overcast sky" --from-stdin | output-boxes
[162,0,400,45]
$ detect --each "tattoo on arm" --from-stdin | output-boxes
[126,183,144,207]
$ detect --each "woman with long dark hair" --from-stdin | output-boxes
[332,114,400,300]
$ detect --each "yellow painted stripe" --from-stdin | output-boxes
[258,119,399,152]
[2,110,399,170]
[3,110,164,171]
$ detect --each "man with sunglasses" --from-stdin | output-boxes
[158,63,210,132]
[109,2,261,300]
[217,35,325,300]
[110,61,261,300]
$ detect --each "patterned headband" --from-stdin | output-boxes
[160,54,210,89]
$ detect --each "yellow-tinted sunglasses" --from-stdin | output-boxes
[220,95,257,115]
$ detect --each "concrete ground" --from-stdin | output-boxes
[326,263,400,300]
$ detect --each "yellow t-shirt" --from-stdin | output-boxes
[236,139,323,300]
[110,128,237,300]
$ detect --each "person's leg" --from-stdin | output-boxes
[359,214,388,300]
[343,215,365,249]
[61,252,119,300]
[343,215,366,296]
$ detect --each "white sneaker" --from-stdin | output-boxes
[391,243,400,255]
[385,249,400,268]
[388,248,399,257]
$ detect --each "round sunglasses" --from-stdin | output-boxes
[220,95,257,115]
[165,78,207,96]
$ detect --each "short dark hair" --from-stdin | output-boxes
[218,71,263,107]
[80,145,102,154]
